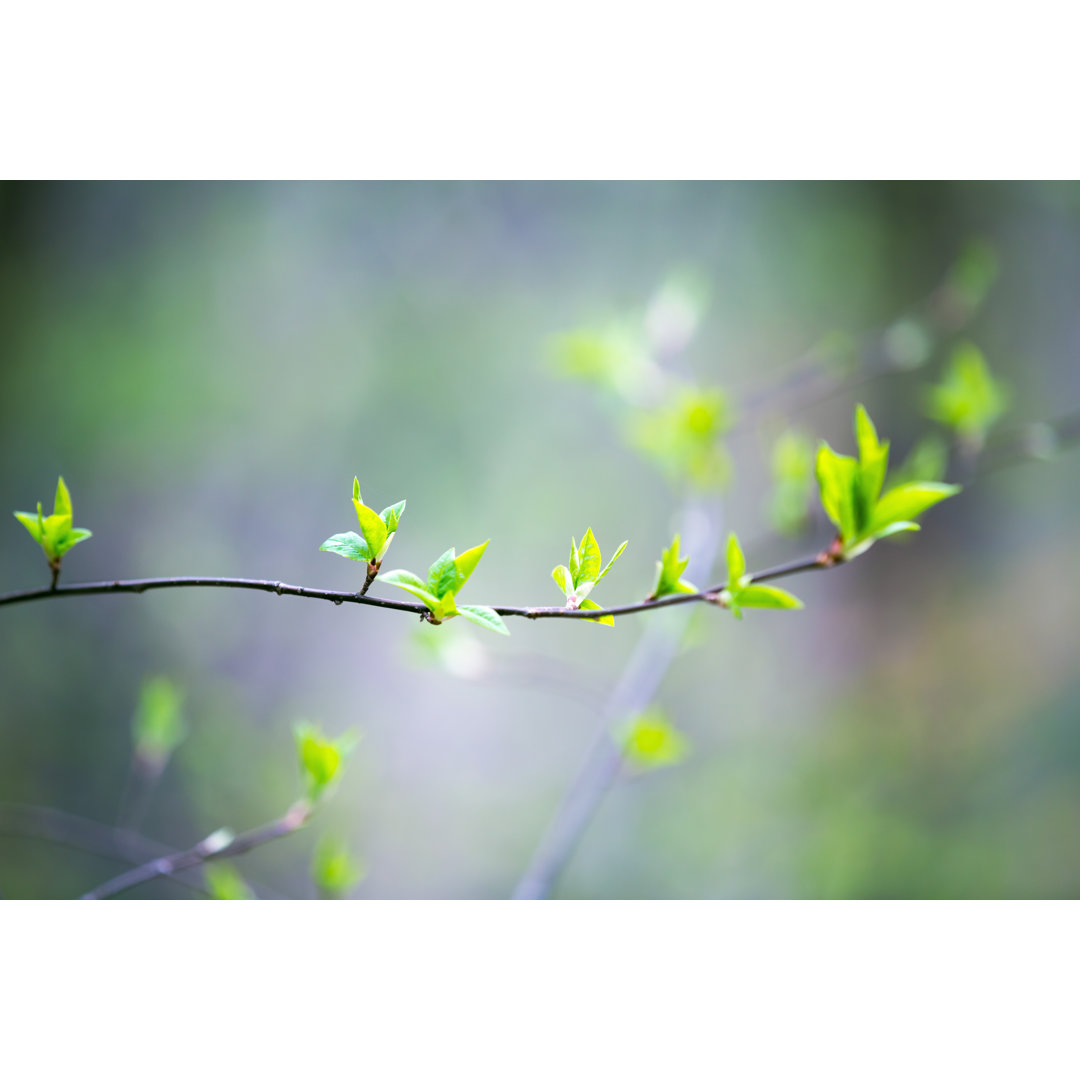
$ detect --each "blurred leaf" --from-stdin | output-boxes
[550,325,651,398]
[320,531,373,562]
[205,862,255,900]
[294,722,356,802]
[619,709,690,770]
[552,564,573,597]
[769,430,815,536]
[644,269,710,356]
[887,434,949,489]
[944,238,1000,318]
[925,341,1010,448]
[311,835,364,899]
[629,385,732,491]
[132,676,187,768]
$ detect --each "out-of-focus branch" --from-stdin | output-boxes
[81,801,311,900]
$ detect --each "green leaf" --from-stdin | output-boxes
[56,527,92,556]
[380,569,444,615]
[379,499,407,534]
[41,513,72,561]
[311,835,364,899]
[868,482,961,534]
[54,476,72,519]
[132,676,187,768]
[320,531,373,562]
[619,709,689,770]
[352,476,361,502]
[353,500,388,563]
[870,521,921,541]
[205,862,255,900]
[597,539,628,582]
[294,723,356,802]
[816,442,858,543]
[651,534,696,599]
[925,341,1010,444]
[14,511,43,544]
[576,527,602,585]
[736,584,804,611]
[427,548,460,599]
[552,565,573,597]
[568,537,581,584]
[453,540,489,590]
[579,597,614,627]
[457,605,510,636]
[726,532,746,586]
[854,403,889,525]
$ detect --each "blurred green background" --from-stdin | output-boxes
[1,181,1078,898]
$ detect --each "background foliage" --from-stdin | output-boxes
[1,181,1078,898]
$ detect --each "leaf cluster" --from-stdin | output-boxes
[816,405,960,560]
[14,477,92,569]
[648,534,696,600]
[716,533,803,619]
[382,541,509,635]
[552,528,627,626]
[320,477,406,566]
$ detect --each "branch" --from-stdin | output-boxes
[80,800,311,900]
[0,557,827,621]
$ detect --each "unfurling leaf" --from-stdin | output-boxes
[649,534,696,600]
[322,479,405,568]
[815,404,961,560]
[13,476,92,569]
[717,531,803,619]
[382,541,499,630]
[554,529,627,615]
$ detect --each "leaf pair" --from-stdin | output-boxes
[320,477,406,567]
[552,528,627,626]
[382,541,509,635]
[648,534,697,600]
[816,405,960,560]
[716,533,803,620]
[14,477,92,571]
